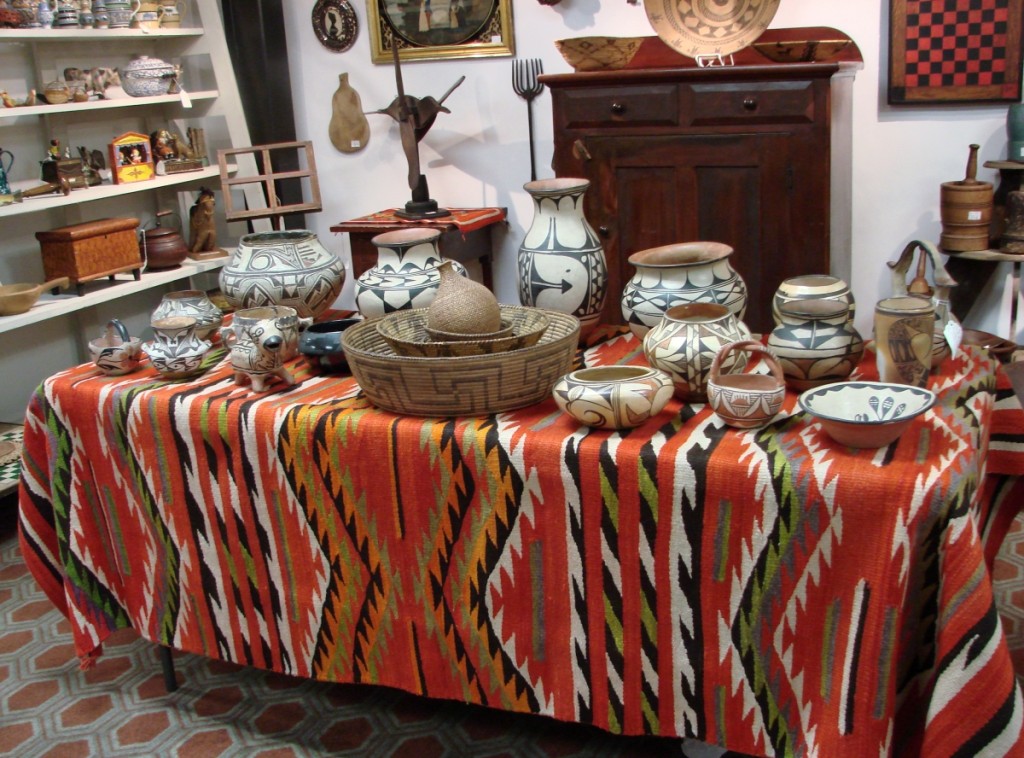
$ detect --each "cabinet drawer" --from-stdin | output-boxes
[559,84,679,128]
[686,81,815,126]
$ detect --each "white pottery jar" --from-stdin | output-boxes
[220,230,346,320]
[552,365,674,430]
[144,315,210,379]
[621,241,748,339]
[643,303,751,402]
[517,177,607,339]
[354,227,466,319]
[767,298,864,391]
[151,289,223,341]
[771,274,855,327]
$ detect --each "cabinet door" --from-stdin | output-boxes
[573,132,829,335]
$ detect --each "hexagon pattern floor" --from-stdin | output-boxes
[4,495,1024,758]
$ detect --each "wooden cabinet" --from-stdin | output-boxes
[544,63,849,335]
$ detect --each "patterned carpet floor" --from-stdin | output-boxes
[4,486,1024,758]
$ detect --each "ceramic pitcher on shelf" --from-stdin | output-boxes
[0,149,13,196]
[158,0,184,27]
[105,0,138,28]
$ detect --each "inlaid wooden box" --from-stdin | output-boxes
[35,217,142,295]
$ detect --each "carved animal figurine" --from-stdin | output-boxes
[169,131,195,160]
[63,66,121,99]
[0,91,15,108]
[223,318,295,392]
[188,187,217,253]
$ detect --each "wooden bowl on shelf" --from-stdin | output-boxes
[554,36,645,72]
[752,39,851,63]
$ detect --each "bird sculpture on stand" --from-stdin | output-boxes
[372,43,464,219]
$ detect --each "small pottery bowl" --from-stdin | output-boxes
[707,340,786,429]
[145,346,209,380]
[552,365,674,430]
[88,319,143,376]
[299,318,363,372]
[798,380,937,449]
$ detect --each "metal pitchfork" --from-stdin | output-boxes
[513,58,545,181]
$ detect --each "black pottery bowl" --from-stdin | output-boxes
[299,318,363,372]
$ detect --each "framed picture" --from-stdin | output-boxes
[109,131,155,184]
[312,0,358,53]
[367,0,514,63]
[889,0,1024,104]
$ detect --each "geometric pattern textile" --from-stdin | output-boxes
[0,424,23,497]
[15,323,1024,757]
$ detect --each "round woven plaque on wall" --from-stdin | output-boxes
[644,0,781,58]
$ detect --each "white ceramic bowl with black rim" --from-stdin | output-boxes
[798,380,937,449]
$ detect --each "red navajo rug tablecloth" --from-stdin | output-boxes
[16,324,1024,757]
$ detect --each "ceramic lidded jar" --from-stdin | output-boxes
[706,340,786,429]
[767,298,864,391]
[355,227,466,319]
[643,302,751,402]
[622,241,748,338]
[552,365,674,430]
[771,274,855,327]
[121,54,179,97]
[517,177,608,339]
[151,289,223,341]
[220,230,346,320]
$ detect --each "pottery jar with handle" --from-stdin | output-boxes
[706,340,786,428]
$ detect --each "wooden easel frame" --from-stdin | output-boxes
[217,140,322,229]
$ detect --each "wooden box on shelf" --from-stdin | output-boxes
[35,218,143,295]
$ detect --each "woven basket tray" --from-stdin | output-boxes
[377,305,550,358]
[343,309,580,416]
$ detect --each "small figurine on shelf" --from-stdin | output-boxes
[189,188,218,254]
[47,139,60,161]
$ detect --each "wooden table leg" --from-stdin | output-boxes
[159,645,178,692]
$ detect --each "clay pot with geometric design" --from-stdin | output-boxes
[552,365,674,430]
[642,302,751,402]
[706,340,786,429]
[767,298,864,391]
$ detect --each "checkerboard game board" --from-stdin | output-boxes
[0,426,23,497]
[904,0,1010,88]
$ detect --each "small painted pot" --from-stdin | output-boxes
[552,365,674,430]
[768,298,864,391]
[88,319,142,376]
[299,318,363,373]
[151,289,223,341]
[772,274,855,327]
[707,341,786,428]
[643,302,751,402]
[144,316,211,380]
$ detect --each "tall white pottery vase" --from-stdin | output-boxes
[517,178,607,338]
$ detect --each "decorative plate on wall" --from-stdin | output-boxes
[644,0,781,59]
[312,0,358,53]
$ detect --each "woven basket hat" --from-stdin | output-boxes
[426,260,503,335]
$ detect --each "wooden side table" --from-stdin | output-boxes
[330,207,507,290]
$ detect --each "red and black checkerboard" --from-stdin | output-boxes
[904,0,1009,87]
[890,0,1023,103]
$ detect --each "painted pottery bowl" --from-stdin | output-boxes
[299,318,363,372]
[798,381,937,449]
[706,340,786,429]
[752,39,851,63]
[552,365,674,430]
[144,345,209,379]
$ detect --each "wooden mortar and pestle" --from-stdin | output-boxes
[940,144,994,252]
[0,276,70,316]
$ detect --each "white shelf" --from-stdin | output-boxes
[0,165,231,218]
[0,28,203,41]
[0,90,217,120]
[0,256,228,335]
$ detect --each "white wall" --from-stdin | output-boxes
[281,0,1019,341]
